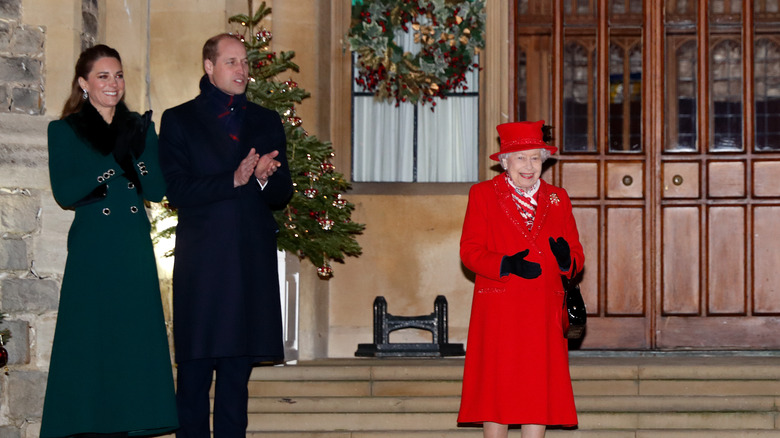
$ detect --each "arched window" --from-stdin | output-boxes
[666,39,698,151]
[754,38,780,151]
[608,41,642,152]
[710,39,743,150]
[562,42,596,152]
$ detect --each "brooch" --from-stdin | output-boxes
[550,193,560,205]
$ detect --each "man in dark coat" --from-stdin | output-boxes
[158,33,293,438]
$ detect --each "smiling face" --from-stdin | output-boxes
[501,148,544,190]
[204,37,249,96]
[77,56,124,122]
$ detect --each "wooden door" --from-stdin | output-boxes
[515,0,780,349]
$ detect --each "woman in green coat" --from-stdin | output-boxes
[41,44,178,438]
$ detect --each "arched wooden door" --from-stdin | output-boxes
[514,0,780,349]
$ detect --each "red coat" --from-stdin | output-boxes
[458,174,584,427]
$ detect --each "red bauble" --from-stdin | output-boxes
[317,265,333,279]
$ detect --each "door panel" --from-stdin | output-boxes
[754,206,780,314]
[606,207,645,316]
[561,162,600,198]
[606,162,643,198]
[754,161,780,197]
[662,162,700,198]
[656,317,780,349]
[572,207,599,313]
[581,318,649,349]
[708,161,745,197]
[707,206,746,315]
[662,206,700,315]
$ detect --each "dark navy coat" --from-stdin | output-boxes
[158,89,292,364]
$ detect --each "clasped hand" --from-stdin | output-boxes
[233,148,281,188]
[502,249,542,279]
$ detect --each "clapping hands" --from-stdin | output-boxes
[233,148,281,188]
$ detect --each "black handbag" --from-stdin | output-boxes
[562,275,587,339]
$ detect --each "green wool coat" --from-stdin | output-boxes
[41,112,178,438]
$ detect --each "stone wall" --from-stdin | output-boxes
[0,0,45,115]
[0,1,86,437]
[1,2,49,437]
[0,112,58,438]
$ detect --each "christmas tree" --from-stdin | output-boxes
[154,1,364,279]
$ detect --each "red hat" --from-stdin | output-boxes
[490,120,558,161]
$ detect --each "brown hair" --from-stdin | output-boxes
[202,33,241,65]
[60,44,123,119]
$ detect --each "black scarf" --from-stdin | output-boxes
[65,100,146,191]
[199,74,247,143]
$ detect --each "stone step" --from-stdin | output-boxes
[248,378,780,398]
[246,432,780,438]
[245,411,777,432]
[250,357,780,381]
[238,356,780,435]
[248,395,778,414]
[250,357,780,383]
[247,357,780,398]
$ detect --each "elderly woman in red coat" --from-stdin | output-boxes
[458,120,585,438]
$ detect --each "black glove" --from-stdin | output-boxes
[115,110,151,160]
[548,237,571,271]
[501,249,542,279]
[113,111,152,191]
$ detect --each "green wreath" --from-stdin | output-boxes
[348,0,485,106]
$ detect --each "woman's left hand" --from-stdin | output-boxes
[549,237,571,271]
